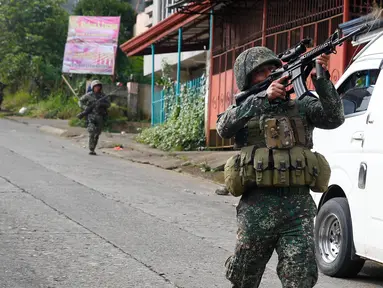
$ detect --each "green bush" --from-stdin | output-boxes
[2,90,32,111]
[27,92,80,119]
[107,102,126,119]
[136,72,206,151]
[3,88,81,120]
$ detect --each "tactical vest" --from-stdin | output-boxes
[224,100,331,197]
[243,100,312,149]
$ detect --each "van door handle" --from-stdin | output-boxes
[358,162,367,189]
[366,113,374,124]
[352,132,364,141]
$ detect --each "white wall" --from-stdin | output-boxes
[134,12,150,36]
[144,50,206,76]
[141,0,207,81]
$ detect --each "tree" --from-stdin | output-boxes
[74,0,149,84]
[74,0,136,43]
[0,0,69,92]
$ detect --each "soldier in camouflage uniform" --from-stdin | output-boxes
[79,80,111,155]
[218,47,344,287]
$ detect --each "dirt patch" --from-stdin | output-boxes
[178,165,225,185]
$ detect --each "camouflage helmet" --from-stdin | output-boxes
[91,80,102,90]
[234,47,282,91]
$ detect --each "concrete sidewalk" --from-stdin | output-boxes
[5,116,236,189]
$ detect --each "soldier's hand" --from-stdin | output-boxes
[311,53,330,76]
[266,76,288,101]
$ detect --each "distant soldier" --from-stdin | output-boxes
[78,80,111,155]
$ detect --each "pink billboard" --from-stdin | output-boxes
[62,16,121,75]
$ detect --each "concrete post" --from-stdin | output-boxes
[127,82,139,119]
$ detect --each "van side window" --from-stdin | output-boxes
[337,69,381,116]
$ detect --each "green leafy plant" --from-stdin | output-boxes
[136,61,206,151]
[26,91,81,119]
[0,0,69,93]
[2,90,32,111]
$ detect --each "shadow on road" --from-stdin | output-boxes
[350,261,383,286]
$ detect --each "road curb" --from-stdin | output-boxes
[39,125,67,136]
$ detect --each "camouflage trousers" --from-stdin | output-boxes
[225,187,318,288]
[87,121,102,151]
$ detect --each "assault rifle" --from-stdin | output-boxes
[77,94,110,119]
[76,86,122,119]
[234,23,370,105]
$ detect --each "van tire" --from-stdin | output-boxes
[314,197,365,278]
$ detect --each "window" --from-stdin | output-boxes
[341,86,374,115]
[162,0,176,20]
[337,69,381,116]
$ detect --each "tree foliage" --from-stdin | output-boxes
[74,0,149,84]
[0,0,148,94]
[0,0,69,92]
[74,0,136,43]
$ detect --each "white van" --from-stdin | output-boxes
[311,29,383,278]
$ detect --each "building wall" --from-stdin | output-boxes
[143,51,207,78]
[207,0,378,147]
[137,84,162,120]
[134,12,150,36]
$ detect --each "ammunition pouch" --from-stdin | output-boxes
[264,117,296,149]
[303,149,319,187]
[224,154,244,197]
[311,151,331,193]
[272,149,290,187]
[224,145,257,197]
[224,146,331,196]
[290,146,306,186]
[240,145,256,187]
[254,148,273,186]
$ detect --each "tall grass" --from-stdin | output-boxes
[3,90,81,119]
[3,89,131,133]
[28,94,80,119]
[2,90,31,112]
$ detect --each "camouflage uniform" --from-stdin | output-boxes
[79,80,111,155]
[218,47,345,288]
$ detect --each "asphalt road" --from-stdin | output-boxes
[0,118,382,288]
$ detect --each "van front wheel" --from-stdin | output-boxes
[314,197,365,278]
